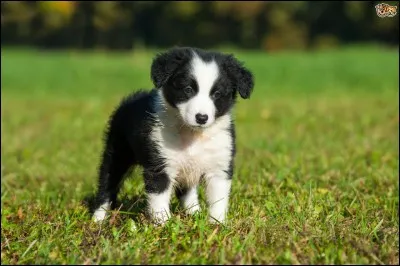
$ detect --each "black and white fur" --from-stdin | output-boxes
[92,47,254,225]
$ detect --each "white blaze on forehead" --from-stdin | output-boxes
[190,53,220,95]
[177,52,219,126]
[175,52,220,127]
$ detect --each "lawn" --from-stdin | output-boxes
[1,46,399,264]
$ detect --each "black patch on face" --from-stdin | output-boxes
[210,75,235,119]
[151,47,193,89]
[162,69,199,108]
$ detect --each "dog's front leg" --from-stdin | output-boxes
[205,172,232,224]
[144,169,173,225]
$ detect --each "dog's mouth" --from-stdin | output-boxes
[181,122,208,132]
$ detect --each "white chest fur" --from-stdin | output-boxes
[151,112,232,188]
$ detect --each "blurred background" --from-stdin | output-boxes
[1,1,399,52]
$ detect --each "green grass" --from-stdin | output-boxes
[1,46,399,264]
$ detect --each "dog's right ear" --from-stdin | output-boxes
[150,47,191,88]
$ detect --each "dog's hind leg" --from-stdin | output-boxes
[93,140,133,222]
[175,186,201,215]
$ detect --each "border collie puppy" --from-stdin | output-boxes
[93,47,254,225]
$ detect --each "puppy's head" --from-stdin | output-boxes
[151,47,254,128]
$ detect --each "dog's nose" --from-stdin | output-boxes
[195,113,208,125]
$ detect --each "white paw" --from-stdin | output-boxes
[149,209,171,226]
[184,203,201,215]
[92,202,110,223]
[147,190,173,226]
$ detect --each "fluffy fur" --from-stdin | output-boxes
[93,47,254,224]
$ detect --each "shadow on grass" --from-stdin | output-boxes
[82,192,181,223]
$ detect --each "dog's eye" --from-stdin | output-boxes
[213,91,222,99]
[184,86,193,95]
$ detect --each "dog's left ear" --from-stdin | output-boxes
[223,55,254,99]
[150,47,191,88]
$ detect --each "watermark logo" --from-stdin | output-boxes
[375,3,398,17]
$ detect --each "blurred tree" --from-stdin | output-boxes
[92,1,135,50]
[263,2,309,51]
[33,1,77,48]
[1,1,37,45]
[1,1,398,51]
